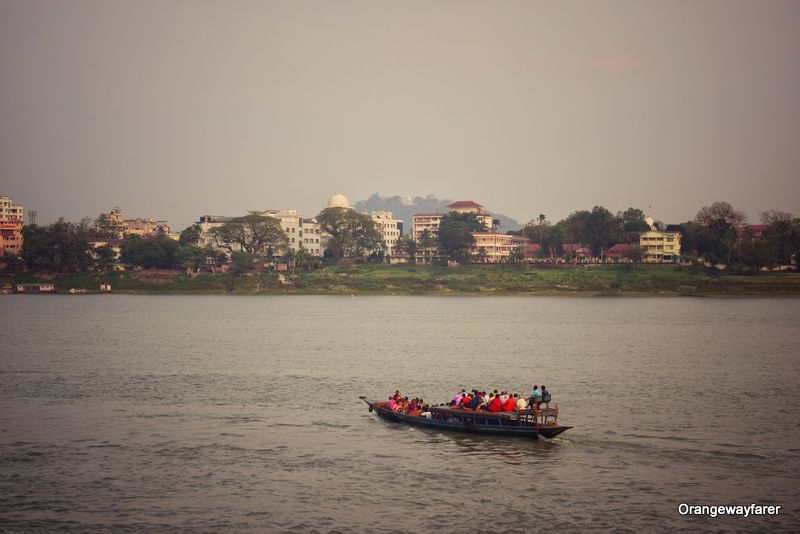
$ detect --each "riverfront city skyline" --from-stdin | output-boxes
[2,1,799,230]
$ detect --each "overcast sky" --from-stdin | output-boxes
[1,0,799,230]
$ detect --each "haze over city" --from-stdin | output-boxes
[1,0,799,231]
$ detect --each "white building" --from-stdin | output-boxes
[251,209,324,256]
[0,195,24,222]
[196,215,238,250]
[371,211,403,257]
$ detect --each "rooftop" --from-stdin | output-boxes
[447,200,484,209]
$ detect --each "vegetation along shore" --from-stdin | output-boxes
[3,264,800,297]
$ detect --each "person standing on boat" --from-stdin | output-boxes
[541,385,551,409]
[528,385,542,410]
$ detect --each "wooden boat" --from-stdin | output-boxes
[360,396,571,439]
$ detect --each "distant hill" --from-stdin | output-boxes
[354,193,523,234]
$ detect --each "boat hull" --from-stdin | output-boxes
[367,401,570,439]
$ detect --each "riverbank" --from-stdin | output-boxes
[3,264,800,296]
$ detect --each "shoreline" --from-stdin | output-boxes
[3,264,800,297]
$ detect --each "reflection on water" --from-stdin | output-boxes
[1,295,798,531]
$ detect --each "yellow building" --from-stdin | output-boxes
[1,219,24,258]
[639,230,681,262]
[97,208,125,237]
[124,218,170,236]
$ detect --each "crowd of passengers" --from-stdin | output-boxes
[386,386,551,416]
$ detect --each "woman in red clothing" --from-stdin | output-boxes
[503,394,517,412]
[487,394,503,412]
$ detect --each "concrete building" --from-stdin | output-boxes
[301,218,324,256]
[319,194,401,258]
[0,196,24,222]
[412,200,494,241]
[371,211,403,257]
[639,230,681,262]
[124,218,170,236]
[97,208,126,237]
[471,232,528,263]
[0,219,24,258]
[86,236,124,260]
[196,215,239,250]
[412,200,496,263]
[252,209,324,256]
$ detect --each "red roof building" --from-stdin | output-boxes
[446,200,484,210]
[605,243,633,260]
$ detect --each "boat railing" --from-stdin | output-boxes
[427,404,559,427]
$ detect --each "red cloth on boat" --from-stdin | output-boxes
[488,397,502,412]
[503,397,517,412]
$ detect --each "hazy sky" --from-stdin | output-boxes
[1,0,799,230]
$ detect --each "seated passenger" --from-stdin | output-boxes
[503,394,517,412]
[388,396,396,411]
[393,390,402,401]
[468,394,481,411]
[450,389,466,406]
[460,394,473,410]
[516,394,528,411]
[487,394,502,412]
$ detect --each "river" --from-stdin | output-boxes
[1,295,798,532]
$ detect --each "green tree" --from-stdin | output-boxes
[619,207,650,232]
[94,244,117,271]
[178,244,209,272]
[393,234,418,263]
[231,251,255,273]
[317,207,382,261]
[695,201,747,264]
[120,234,179,269]
[179,224,202,246]
[622,245,644,270]
[586,206,621,258]
[209,215,288,258]
[760,210,795,265]
[22,219,95,273]
[294,249,321,271]
[437,212,487,261]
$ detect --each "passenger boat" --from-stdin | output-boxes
[360,396,571,439]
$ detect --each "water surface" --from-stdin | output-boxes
[1,295,798,532]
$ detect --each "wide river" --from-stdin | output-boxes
[1,295,798,532]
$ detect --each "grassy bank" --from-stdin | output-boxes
[3,264,800,296]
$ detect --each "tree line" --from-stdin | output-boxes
[5,200,798,273]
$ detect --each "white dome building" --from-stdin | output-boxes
[326,193,350,209]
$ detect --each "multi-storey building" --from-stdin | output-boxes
[412,201,493,241]
[251,209,324,256]
[0,196,24,222]
[0,195,24,258]
[412,201,496,263]
[301,218,324,256]
[371,211,403,257]
[196,215,239,250]
[0,219,24,258]
[124,218,170,236]
[97,208,126,237]
[639,230,681,262]
[471,232,529,263]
